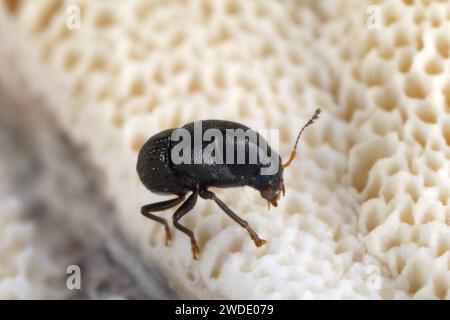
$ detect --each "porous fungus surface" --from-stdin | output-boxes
[0,0,449,299]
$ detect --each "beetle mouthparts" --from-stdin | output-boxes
[269,197,278,207]
[267,197,278,209]
[262,185,283,209]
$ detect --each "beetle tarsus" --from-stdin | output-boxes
[252,236,267,247]
[192,243,200,260]
[165,230,172,246]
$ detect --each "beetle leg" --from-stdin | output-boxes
[199,189,267,248]
[141,195,186,246]
[172,190,200,260]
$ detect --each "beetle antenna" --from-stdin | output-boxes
[282,108,321,168]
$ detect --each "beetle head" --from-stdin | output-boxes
[251,109,320,210]
[260,179,285,208]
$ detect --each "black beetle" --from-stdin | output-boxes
[137,109,321,259]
